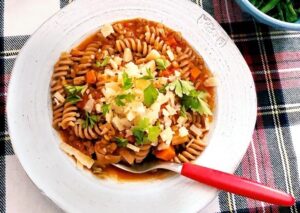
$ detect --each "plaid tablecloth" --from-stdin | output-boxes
[2,0,300,212]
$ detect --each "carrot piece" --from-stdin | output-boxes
[155,146,176,161]
[166,36,177,46]
[86,70,97,84]
[190,67,201,80]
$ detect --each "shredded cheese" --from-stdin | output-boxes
[100,24,114,37]
[53,92,65,104]
[126,143,140,152]
[60,142,95,169]
[166,49,175,61]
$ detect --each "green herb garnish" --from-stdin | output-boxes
[115,93,135,106]
[180,106,187,117]
[113,137,128,147]
[82,112,100,128]
[147,126,161,143]
[64,85,87,104]
[155,58,170,70]
[122,72,133,90]
[143,84,159,107]
[101,103,110,115]
[167,79,195,97]
[95,56,110,67]
[140,68,154,80]
[132,118,161,145]
[181,90,212,115]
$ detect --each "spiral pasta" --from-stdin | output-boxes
[60,102,79,129]
[51,18,216,176]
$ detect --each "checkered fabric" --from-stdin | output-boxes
[2,0,300,212]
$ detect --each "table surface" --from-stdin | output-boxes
[2,0,300,212]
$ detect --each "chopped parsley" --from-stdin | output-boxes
[132,118,161,145]
[181,90,212,115]
[115,93,135,106]
[140,68,154,80]
[95,56,110,67]
[122,72,133,90]
[64,85,87,104]
[167,79,195,97]
[82,112,100,128]
[143,84,159,107]
[155,58,170,70]
[101,103,110,115]
[113,137,128,147]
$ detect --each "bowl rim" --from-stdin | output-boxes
[237,0,300,30]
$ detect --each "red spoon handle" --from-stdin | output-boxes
[181,163,295,206]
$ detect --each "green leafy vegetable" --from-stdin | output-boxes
[143,84,159,107]
[122,72,133,90]
[132,128,147,145]
[155,58,170,70]
[82,112,100,128]
[115,93,135,106]
[180,106,187,117]
[249,0,300,23]
[132,118,161,145]
[101,103,110,115]
[167,79,195,97]
[147,126,161,143]
[140,68,154,80]
[113,137,128,147]
[64,85,87,104]
[95,56,110,67]
[158,85,167,94]
[181,90,212,115]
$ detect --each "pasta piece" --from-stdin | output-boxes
[135,145,151,163]
[60,142,95,169]
[116,38,152,56]
[60,102,79,129]
[173,139,206,163]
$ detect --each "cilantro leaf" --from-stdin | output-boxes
[95,56,110,67]
[82,112,100,128]
[181,90,212,115]
[167,79,195,97]
[64,85,87,104]
[101,103,110,115]
[158,85,167,94]
[132,128,148,145]
[143,84,158,107]
[122,72,133,90]
[140,68,154,80]
[155,58,170,70]
[132,118,150,145]
[147,126,161,143]
[136,118,150,130]
[180,106,187,117]
[132,118,161,145]
[115,93,135,106]
[113,137,128,147]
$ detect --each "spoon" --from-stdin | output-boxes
[113,161,295,206]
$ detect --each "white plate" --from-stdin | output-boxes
[7,0,257,212]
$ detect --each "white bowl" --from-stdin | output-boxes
[7,0,257,212]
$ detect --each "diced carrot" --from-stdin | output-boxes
[190,67,201,81]
[160,67,176,77]
[166,36,177,46]
[86,70,97,84]
[76,94,89,109]
[155,146,176,161]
